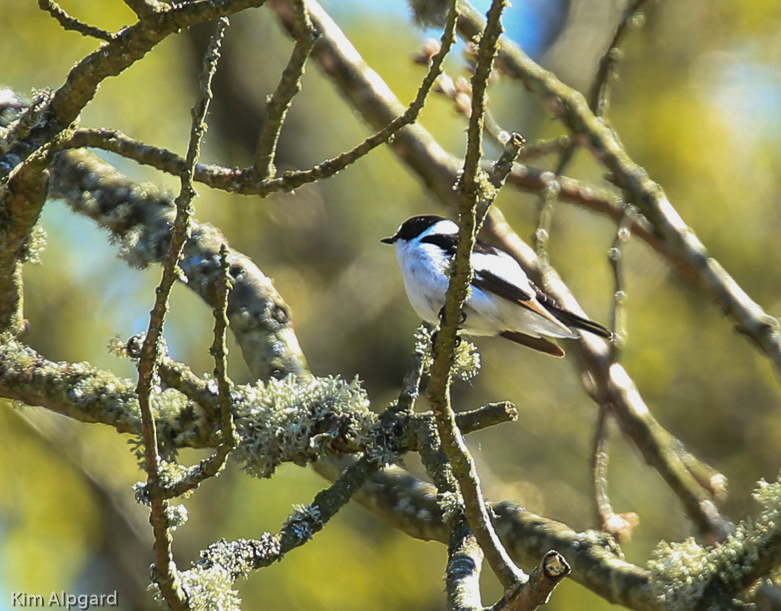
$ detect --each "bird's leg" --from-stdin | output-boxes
[437,306,468,324]
[435,306,466,347]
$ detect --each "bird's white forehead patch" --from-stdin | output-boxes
[427,219,459,236]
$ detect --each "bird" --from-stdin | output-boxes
[381,215,612,357]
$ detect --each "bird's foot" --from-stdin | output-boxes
[437,306,467,324]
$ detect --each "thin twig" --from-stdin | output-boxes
[591,403,639,542]
[592,404,613,528]
[455,402,517,434]
[190,453,384,585]
[211,243,237,449]
[516,136,572,162]
[394,337,428,413]
[263,0,459,192]
[253,0,317,178]
[608,205,634,359]
[159,244,237,500]
[483,108,511,148]
[136,18,228,609]
[428,68,509,149]
[489,133,524,190]
[38,0,117,42]
[587,0,649,117]
[532,172,561,290]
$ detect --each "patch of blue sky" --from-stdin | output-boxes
[39,199,159,344]
[321,0,567,59]
[704,52,781,147]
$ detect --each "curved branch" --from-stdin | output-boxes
[456,0,781,377]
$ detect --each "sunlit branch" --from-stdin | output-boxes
[587,0,650,117]
[446,519,485,611]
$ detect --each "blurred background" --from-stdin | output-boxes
[1,0,781,609]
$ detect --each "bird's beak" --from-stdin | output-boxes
[380,236,395,244]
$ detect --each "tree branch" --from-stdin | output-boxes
[456,0,781,380]
[49,147,309,381]
[137,20,227,607]
[446,519,485,611]
[37,0,118,42]
[425,0,529,593]
[253,0,317,178]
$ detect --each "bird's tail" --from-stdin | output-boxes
[500,331,566,357]
[551,308,613,339]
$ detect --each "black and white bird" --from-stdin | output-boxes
[381,215,612,357]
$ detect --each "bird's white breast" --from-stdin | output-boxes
[391,223,577,339]
[394,238,450,323]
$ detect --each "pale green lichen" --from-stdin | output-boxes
[167,537,281,609]
[20,223,46,264]
[154,565,241,611]
[648,473,781,610]
[165,504,189,531]
[439,490,464,523]
[284,504,322,542]
[157,459,192,488]
[414,325,481,383]
[232,374,376,478]
[107,336,128,357]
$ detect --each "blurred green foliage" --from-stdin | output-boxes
[1,0,780,610]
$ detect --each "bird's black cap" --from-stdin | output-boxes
[381,215,447,244]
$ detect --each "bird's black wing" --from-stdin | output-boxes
[530,282,613,339]
[421,233,530,301]
[472,268,532,303]
[422,230,612,340]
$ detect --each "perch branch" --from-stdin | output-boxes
[427,0,526,591]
